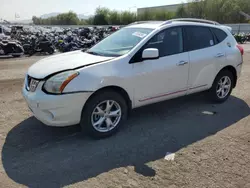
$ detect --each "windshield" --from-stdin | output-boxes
[87,28,153,57]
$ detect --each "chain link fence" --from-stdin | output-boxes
[225,24,250,33]
[2,23,250,33]
[39,23,250,33]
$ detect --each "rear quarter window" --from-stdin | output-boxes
[211,28,228,43]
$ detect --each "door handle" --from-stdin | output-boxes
[215,53,225,58]
[177,61,188,66]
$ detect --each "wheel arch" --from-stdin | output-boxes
[83,85,132,113]
[216,65,237,88]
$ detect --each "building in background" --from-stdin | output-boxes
[137,3,188,15]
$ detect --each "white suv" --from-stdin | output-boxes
[23,19,244,138]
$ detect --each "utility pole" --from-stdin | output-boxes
[239,11,250,20]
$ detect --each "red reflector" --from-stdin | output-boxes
[237,44,244,56]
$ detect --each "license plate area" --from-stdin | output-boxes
[26,75,39,92]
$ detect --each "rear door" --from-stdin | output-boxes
[184,26,227,94]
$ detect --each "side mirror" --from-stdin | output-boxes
[142,48,159,60]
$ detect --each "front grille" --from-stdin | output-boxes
[27,75,32,88]
[26,75,39,92]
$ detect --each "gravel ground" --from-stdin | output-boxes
[0,46,250,188]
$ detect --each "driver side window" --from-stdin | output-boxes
[129,27,184,63]
[145,27,184,57]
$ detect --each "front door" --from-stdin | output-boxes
[132,27,190,107]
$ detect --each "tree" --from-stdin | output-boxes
[93,14,108,25]
[120,11,136,25]
[32,11,80,25]
[32,16,41,24]
[93,7,110,25]
[137,10,153,21]
[86,16,94,25]
[109,10,121,25]
[221,0,241,23]
[32,1,250,26]
[176,4,188,18]
[186,0,207,18]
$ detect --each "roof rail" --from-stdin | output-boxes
[161,18,220,26]
[128,21,163,26]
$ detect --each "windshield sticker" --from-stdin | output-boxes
[132,32,147,38]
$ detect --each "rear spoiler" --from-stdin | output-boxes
[221,25,233,33]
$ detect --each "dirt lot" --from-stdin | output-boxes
[0,46,250,188]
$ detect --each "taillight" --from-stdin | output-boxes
[237,44,244,56]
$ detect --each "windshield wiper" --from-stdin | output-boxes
[86,50,120,57]
[86,51,103,56]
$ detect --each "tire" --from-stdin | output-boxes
[48,47,55,55]
[23,44,31,55]
[13,46,24,54]
[208,70,234,103]
[12,55,21,58]
[29,50,35,56]
[80,90,128,139]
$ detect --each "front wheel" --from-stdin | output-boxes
[80,90,128,139]
[208,70,234,103]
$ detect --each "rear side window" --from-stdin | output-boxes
[211,28,227,43]
[185,26,214,51]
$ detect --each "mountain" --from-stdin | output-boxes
[40,12,61,19]
[78,14,91,20]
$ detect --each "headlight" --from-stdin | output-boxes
[43,70,79,94]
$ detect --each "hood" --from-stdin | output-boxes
[28,50,114,79]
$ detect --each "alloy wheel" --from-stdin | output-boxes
[91,100,122,132]
[216,76,231,99]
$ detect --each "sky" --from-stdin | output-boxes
[0,0,185,20]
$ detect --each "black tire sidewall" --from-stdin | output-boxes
[12,55,21,58]
[210,70,234,103]
[80,91,128,139]
[48,47,54,54]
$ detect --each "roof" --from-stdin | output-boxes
[126,21,165,29]
[126,19,226,30]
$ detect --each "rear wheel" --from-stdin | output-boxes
[0,46,5,55]
[48,47,55,55]
[12,46,23,57]
[208,70,234,103]
[80,90,128,139]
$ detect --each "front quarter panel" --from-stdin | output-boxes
[63,56,134,102]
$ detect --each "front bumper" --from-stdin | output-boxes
[22,81,93,127]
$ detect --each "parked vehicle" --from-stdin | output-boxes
[0,39,24,57]
[246,33,250,42]
[12,26,115,56]
[23,19,244,138]
[23,36,55,55]
[0,25,11,39]
[234,33,247,44]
